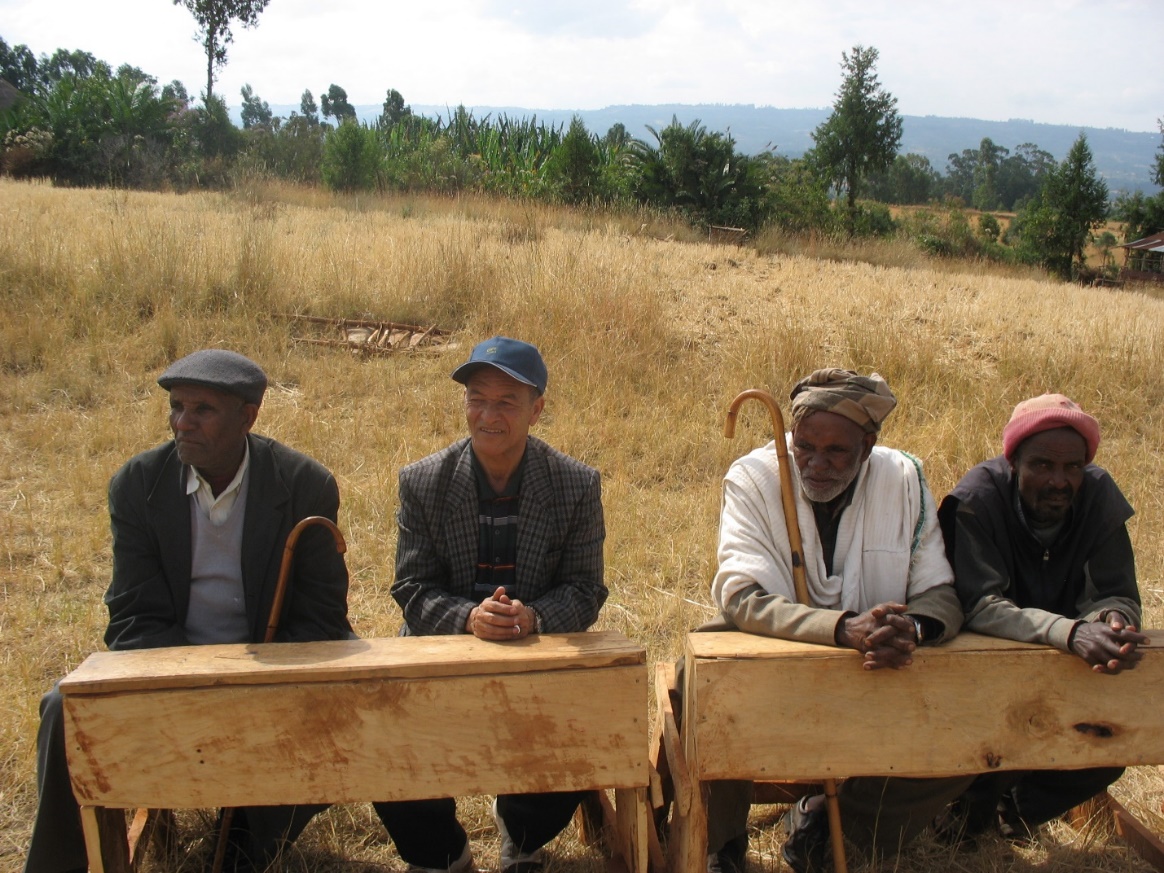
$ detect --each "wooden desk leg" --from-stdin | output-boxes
[80,807,133,873]
[615,787,650,873]
[666,781,708,873]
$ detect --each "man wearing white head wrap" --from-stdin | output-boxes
[704,368,970,873]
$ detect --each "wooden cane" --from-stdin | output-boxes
[724,390,849,873]
[210,516,347,873]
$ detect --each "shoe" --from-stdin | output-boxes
[780,797,828,873]
[933,797,992,850]
[997,793,1038,846]
[493,799,544,873]
[405,840,475,873]
[706,832,747,873]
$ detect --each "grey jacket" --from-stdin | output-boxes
[392,436,606,635]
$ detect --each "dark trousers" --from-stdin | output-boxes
[375,791,584,870]
[952,767,1125,832]
[707,774,974,859]
[25,685,326,873]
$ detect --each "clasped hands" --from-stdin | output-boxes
[835,602,919,671]
[1069,613,1147,675]
[465,586,537,641]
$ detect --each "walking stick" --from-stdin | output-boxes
[724,390,849,873]
[210,516,347,873]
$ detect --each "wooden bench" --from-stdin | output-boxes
[60,631,649,873]
[659,629,1164,873]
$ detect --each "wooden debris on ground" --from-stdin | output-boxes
[283,314,455,356]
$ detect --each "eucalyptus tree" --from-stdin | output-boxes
[810,45,902,213]
[173,0,270,102]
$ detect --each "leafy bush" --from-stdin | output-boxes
[321,120,381,192]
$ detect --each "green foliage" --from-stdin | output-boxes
[0,38,39,92]
[756,154,835,234]
[978,212,1001,243]
[239,83,272,130]
[320,84,356,126]
[542,116,601,204]
[944,140,1052,211]
[850,201,896,236]
[1113,191,1164,242]
[161,80,189,106]
[1011,133,1108,279]
[627,116,769,230]
[173,0,270,101]
[865,153,938,204]
[299,89,320,126]
[810,45,902,211]
[238,114,324,183]
[379,88,411,129]
[321,120,381,192]
[1,67,176,186]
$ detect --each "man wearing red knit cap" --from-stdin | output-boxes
[936,393,1146,845]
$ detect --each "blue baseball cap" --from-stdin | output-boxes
[451,336,548,395]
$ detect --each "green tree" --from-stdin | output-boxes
[810,45,902,212]
[173,0,270,101]
[543,115,600,204]
[627,116,768,229]
[1013,133,1108,279]
[0,38,39,92]
[378,88,411,129]
[866,153,938,204]
[299,89,319,126]
[320,84,355,126]
[321,120,381,191]
[161,79,189,107]
[39,48,106,86]
[239,83,271,129]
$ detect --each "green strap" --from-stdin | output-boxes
[902,451,926,555]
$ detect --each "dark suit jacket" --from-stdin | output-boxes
[392,436,606,635]
[103,433,352,650]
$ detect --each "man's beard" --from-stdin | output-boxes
[799,460,861,503]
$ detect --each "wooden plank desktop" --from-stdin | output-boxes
[668,630,1163,873]
[60,631,649,873]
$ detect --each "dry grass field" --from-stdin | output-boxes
[1,177,1162,873]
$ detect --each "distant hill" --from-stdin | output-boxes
[256,102,1161,196]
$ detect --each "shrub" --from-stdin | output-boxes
[321,120,382,192]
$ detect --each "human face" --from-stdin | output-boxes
[168,384,258,479]
[464,368,544,469]
[1012,427,1087,525]
[791,411,876,503]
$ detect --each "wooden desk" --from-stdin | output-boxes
[60,631,649,873]
[666,630,1164,873]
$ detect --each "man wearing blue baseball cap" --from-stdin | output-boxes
[383,336,608,873]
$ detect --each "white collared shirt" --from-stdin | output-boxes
[185,441,250,526]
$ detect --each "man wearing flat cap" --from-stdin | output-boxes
[936,393,1146,844]
[704,368,971,873]
[26,349,353,873]
[380,336,607,873]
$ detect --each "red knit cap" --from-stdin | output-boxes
[1002,394,1100,463]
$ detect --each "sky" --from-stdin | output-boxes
[3,0,1162,132]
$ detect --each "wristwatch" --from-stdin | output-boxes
[530,606,543,634]
[909,615,924,644]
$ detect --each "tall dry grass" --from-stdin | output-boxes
[1,177,1161,872]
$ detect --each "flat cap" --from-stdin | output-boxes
[157,349,268,406]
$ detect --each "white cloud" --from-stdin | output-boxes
[1,0,1160,130]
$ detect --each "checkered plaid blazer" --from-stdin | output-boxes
[392,436,606,635]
